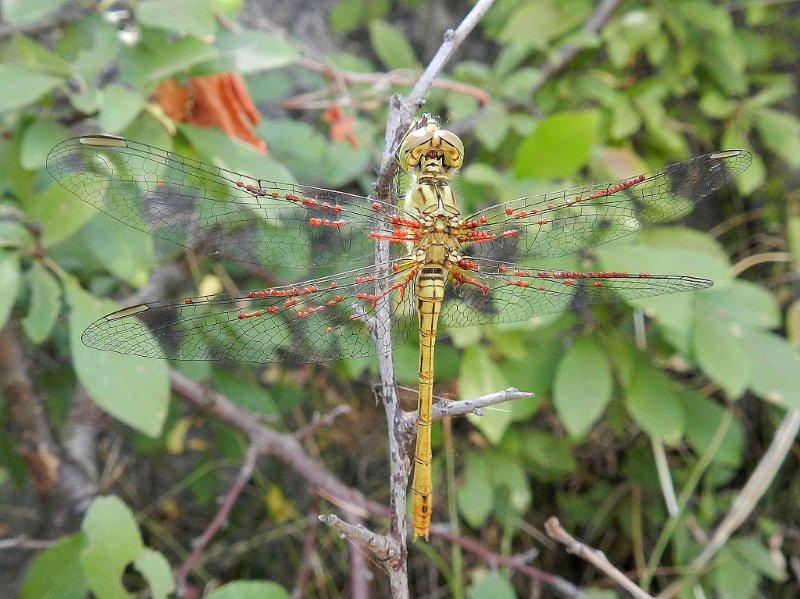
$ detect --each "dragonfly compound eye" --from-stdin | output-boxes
[398,122,465,173]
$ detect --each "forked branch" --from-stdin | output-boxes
[545,517,654,599]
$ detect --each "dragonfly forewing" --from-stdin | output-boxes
[81,260,417,363]
[46,135,413,271]
[464,150,752,263]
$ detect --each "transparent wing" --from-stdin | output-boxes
[47,135,414,269]
[461,150,751,261]
[82,260,417,363]
[439,257,712,328]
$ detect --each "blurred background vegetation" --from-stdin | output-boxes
[1,0,799,597]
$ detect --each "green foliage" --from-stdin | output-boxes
[514,111,599,179]
[552,337,613,437]
[1,0,799,596]
[21,496,175,599]
[206,581,290,599]
[368,20,418,70]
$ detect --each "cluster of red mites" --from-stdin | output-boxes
[451,271,490,295]
[457,259,478,271]
[247,285,319,299]
[571,174,646,205]
[354,275,375,283]
[309,218,346,229]
[462,215,488,229]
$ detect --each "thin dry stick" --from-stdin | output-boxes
[291,509,320,599]
[398,387,533,434]
[175,443,261,591]
[294,405,352,441]
[657,409,800,598]
[545,517,654,599]
[431,525,589,599]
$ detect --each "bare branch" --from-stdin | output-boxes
[0,536,58,551]
[318,514,397,563]
[544,517,654,599]
[175,443,261,592]
[294,405,352,441]
[399,387,533,435]
[430,525,589,599]
[169,370,386,519]
[529,0,623,96]
[657,409,800,598]
[291,508,320,599]
[0,321,95,534]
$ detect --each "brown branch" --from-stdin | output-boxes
[318,514,396,562]
[347,514,372,599]
[529,0,623,96]
[291,507,320,599]
[657,409,800,598]
[169,369,386,519]
[430,525,589,599]
[291,58,490,106]
[0,321,95,535]
[175,443,261,592]
[294,404,351,441]
[544,517,654,599]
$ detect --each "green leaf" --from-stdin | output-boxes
[553,338,613,437]
[81,217,154,287]
[624,366,684,444]
[466,573,516,599]
[216,30,298,73]
[459,345,511,444]
[21,262,62,344]
[0,65,63,112]
[98,84,146,134]
[1,0,69,25]
[457,452,494,527]
[519,430,577,475]
[20,120,69,170]
[20,533,88,599]
[134,548,175,599]
[368,20,418,70]
[713,547,761,599]
[180,124,294,184]
[80,496,143,599]
[137,0,217,37]
[745,331,800,409]
[755,108,800,168]
[475,104,510,152]
[330,0,364,33]
[64,277,170,436]
[728,537,786,582]
[205,581,291,599]
[681,392,743,468]
[696,280,780,331]
[22,182,98,248]
[499,0,590,50]
[0,251,21,329]
[515,111,599,179]
[120,37,218,87]
[693,306,750,398]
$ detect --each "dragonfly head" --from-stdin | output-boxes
[399,117,464,176]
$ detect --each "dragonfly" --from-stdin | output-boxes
[47,116,751,540]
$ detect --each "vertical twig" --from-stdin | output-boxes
[175,443,261,592]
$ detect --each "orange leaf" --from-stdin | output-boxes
[323,106,358,149]
[188,73,267,153]
[152,79,190,122]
